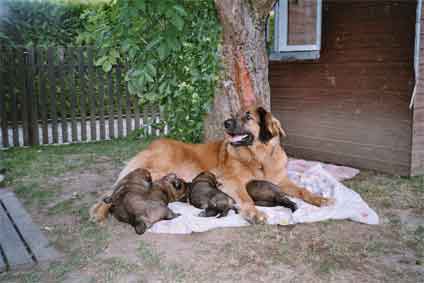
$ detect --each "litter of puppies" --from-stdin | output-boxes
[103,168,297,234]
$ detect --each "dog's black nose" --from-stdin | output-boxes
[224,119,235,130]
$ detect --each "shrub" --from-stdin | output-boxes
[0,0,98,47]
[78,0,221,142]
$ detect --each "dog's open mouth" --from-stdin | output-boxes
[226,132,254,146]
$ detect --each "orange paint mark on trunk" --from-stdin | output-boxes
[233,49,256,109]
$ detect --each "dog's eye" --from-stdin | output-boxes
[245,112,252,120]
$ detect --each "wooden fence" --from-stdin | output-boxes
[0,46,162,148]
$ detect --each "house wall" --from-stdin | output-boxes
[412,1,424,175]
[270,1,416,175]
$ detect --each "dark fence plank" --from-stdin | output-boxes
[78,48,87,141]
[98,69,106,140]
[133,93,140,130]
[116,65,123,138]
[57,48,68,143]
[47,47,58,144]
[0,47,9,147]
[108,70,114,139]
[21,49,30,146]
[28,48,39,145]
[142,102,149,134]
[125,86,133,135]
[38,48,49,145]
[68,48,78,142]
[87,48,97,141]
[11,48,21,146]
[125,79,133,133]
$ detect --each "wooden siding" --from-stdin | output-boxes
[411,1,424,176]
[270,1,416,175]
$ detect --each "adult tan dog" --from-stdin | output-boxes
[90,106,332,224]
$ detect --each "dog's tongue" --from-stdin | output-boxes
[230,135,247,143]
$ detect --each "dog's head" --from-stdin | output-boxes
[223,106,286,147]
[159,173,189,201]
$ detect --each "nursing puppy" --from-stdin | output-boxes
[188,171,237,218]
[246,180,298,212]
[104,168,188,235]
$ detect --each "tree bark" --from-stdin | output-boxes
[204,0,276,141]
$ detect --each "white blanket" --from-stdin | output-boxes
[148,163,379,234]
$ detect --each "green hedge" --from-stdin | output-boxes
[0,0,100,47]
[78,0,221,142]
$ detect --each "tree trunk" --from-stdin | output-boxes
[203,0,276,141]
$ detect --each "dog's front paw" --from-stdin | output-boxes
[241,205,267,224]
[314,196,335,207]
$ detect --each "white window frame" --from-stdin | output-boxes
[410,0,422,108]
[271,0,323,60]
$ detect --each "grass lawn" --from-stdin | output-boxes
[0,138,423,283]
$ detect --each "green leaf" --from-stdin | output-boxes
[145,37,162,51]
[157,44,168,60]
[145,72,154,83]
[171,15,184,31]
[135,0,146,11]
[94,56,108,66]
[173,5,187,16]
[146,63,157,77]
[103,61,112,73]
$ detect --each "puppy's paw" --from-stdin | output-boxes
[134,222,147,235]
[289,202,298,213]
[241,205,267,224]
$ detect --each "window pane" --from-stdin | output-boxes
[287,0,317,45]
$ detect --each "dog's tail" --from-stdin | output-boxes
[89,191,113,223]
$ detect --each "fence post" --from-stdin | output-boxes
[47,47,59,144]
[27,47,39,145]
[78,48,87,141]
[20,49,31,146]
[87,48,97,141]
[0,46,9,148]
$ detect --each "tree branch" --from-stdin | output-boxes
[251,0,277,18]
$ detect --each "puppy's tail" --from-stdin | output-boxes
[277,196,298,213]
[89,191,113,224]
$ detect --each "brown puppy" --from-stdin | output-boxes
[90,106,333,225]
[104,168,188,235]
[246,180,298,212]
[188,171,237,218]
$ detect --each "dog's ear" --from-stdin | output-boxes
[257,107,287,143]
[270,116,287,139]
[257,107,274,143]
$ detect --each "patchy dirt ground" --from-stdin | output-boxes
[0,139,423,283]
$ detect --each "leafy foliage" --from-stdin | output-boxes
[79,0,221,142]
[0,0,98,47]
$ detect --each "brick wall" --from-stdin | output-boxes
[270,1,416,175]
